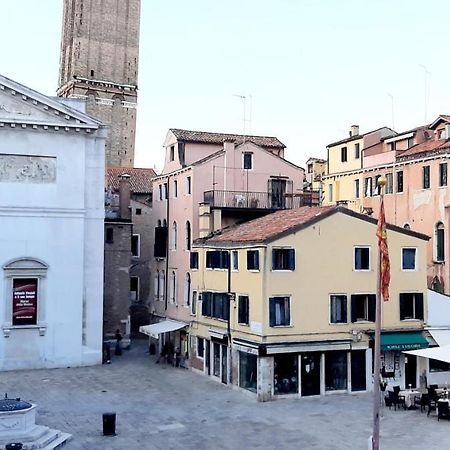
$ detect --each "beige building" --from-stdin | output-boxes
[190,206,429,401]
[58,0,141,167]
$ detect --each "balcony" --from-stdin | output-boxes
[203,190,320,210]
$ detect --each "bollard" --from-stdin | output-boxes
[102,412,116,436]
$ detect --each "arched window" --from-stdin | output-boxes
[403,223,411,230]
[159,270,165,301]
[186,221,191,251]
[172,221,177,250]
[157,219,162,227]
[436,222,445,262]
[162,219,167,228]
[185,273,191,306]
[170,271,176,304]
[432,276,444,294]
[154,270,159,300]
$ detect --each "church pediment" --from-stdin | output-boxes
[0,74,103,130]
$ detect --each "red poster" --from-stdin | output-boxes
[12,278,38,326]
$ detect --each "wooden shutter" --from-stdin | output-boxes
[223,294,230,321]
[415,293,424,320]
[288,249,295,270]
[254,251,259,270]
[285,297,291,325]
[351,295,357,322]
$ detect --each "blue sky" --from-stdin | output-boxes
[2,1,449,170]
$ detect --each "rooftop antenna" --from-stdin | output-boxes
[233,94,252,141]
[387,93,395,130]
[419,64,431,124]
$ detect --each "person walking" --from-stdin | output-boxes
[114,329,123,356]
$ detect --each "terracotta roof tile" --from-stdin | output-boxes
[202,206,336,244]
[170,128,285,149]
[106,166,157,194]
[397,139,450,159]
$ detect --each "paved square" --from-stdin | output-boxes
[1,341,448,449]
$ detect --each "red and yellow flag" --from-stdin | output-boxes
[376,197,390,301]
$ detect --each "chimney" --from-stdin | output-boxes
[119,174,131,220]
[445,124,450,140]
[223,139,235,153]
[350,125,360,137]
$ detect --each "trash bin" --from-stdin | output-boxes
[102,412,116,436]
[6,444,23,450]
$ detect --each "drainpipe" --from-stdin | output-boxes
[165,177,170,311]
[227,250,233,384]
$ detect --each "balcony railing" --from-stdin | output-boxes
[204,190,320,210]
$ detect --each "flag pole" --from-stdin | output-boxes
[372,176,386,450]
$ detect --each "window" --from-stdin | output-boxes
[164,182,168,199]
[436,222,445,262]
[351,294,376,322]
[341,146,347,162]
[385,173,393,194]
[373,175,382,196]
[206,251,229,269]
[403,223,411,230]
[12,278,38,326]
[240,352,257,392]
[325,351,347,391]
[131,234,140,257]
[355,143,360,159]
[402,248,416,270]
[154,225,168,258]
[191,291,197,315]
[159,270,165,302]
[231,250,239,271]
[90,69,95,77]
[190,251,199,269]
[173,180,178,197]
[274,353,297,394]
[407,137,414,148]
[197,337,204,358]
[154,271,159,300]
[269,296,290,326]
[396,171,404,193]
[429,358,450,372]
[159,185,163,200]
[171,222,177,250]
[238,295,249,325]
[130,276,139,301]
[440,162,448,187]
[247,250,259,271]
[399,293,424,320]
[330,295,347,324]
[364,177,372,197]
[201,292,230,320]
[135,208,142,215]
[169,145,175,161]
[328,184,333,202]
[272,248,295,271]
[185,273,191,306]
[354,247,370,271]
[307,163,313,174]
[170,271,176,304]
[243,152,253,170]
[389,141,397,151]
[186,221,191,250]
[422,166,430,189]
[186,176,192,194]
[106,227,114,243]
[354,179,360,198]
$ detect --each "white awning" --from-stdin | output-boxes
[404,344,450,364]
[139,320,187,338]
[428,329,450,347]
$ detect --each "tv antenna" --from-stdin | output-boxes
[419,64,431,124]
[233,94,252,138]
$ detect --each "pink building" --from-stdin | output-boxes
[145,129,316,356]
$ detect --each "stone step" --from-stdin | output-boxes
[16,429,72,450]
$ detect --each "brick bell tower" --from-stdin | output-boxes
[57,0,141,167]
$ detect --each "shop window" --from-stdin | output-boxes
[439,162,448,187]
[435,222,445,262]
[422,165,430,189]
[206,250,229,269]
[351,294,376,322]
[274,353,298,395]
[197,337,204,359]
[269,296,290,327]
[247,250,259,271]
[131,234,140,257]
[325,351,348,391]
[190,251,199,269]
[402,248,416,271]
[354,247,370,271]
[330,295,347,324]
[239,352,257,392]
[238,295,249,325]
[399,293,424,320]
[272,248,295,271]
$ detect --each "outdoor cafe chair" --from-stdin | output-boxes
[438,401,450,421]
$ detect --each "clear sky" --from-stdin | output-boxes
[2,1,449,171]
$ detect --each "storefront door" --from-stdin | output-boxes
[221,346,228,384]
[351,350,366,391]
[301,353,320,396]
[205,340,210,375]
[405,354,417,389]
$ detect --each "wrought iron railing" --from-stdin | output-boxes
[203,190,319,210]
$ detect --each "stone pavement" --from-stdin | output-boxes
[1,341,448,450]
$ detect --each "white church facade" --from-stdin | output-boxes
[0,74,107,370]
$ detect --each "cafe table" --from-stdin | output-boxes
[399,389,421,408]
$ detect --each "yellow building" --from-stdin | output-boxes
[190,206,429,401]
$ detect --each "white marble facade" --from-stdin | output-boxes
[0,74,107,370]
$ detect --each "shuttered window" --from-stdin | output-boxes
[272,248,295,271]
[351,294,376,322]
[269,297,291,327]
[247,250,260,270]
